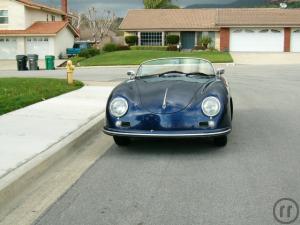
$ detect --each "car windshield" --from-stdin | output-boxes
[137,58,215,77]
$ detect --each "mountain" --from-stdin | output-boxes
[186,0,269,8]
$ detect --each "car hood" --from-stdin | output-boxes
[135,77,213,114]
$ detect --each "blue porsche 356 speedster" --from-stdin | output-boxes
[103,57,233,147]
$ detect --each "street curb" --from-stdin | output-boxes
[56,63,236,70]
[0,112,106,209]
[57,65,139,69]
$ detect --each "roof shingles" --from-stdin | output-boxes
[0,21,68,36]
[120,8,300,30]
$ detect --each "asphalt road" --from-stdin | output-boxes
[31,65,300,225]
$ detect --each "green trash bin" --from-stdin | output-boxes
[45,55,55,70]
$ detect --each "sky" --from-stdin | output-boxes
[38,0,237,16]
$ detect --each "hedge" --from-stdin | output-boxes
[130,46,168,51]
[166,35,180,45]
[125,35,138,46]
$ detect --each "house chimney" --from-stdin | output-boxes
[61,0,68,14]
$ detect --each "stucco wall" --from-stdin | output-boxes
[0,0,26,30]
[25,8,63,28]
[0,0,63,30]
[54,27,75,57]
[215,32,220,50]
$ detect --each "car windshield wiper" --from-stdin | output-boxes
[159,71,186,77]
[186,72,215,78]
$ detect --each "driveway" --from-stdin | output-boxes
[231,52,300,65]
[32,65,300,225]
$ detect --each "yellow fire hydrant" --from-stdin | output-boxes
[66,60,75,85]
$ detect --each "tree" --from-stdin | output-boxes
[86,7,116,43]
[143,0,179,9]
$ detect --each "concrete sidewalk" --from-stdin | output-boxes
[0,60,65,71]
[0,86,113,185]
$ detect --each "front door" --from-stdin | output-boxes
[181,32,195,49]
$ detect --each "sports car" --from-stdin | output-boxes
[103,57,233,147]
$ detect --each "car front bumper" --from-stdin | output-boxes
[103,127,232,138]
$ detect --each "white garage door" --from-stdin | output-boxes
[0,37,17,59]
[26,37,50,59]
[230,28,284,52]
[291,29,300,52]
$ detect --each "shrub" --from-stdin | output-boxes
[167,45,178,51]
[199,36,212,49]
[103,43,118,52]
[125,35,138,46]
[193,45,206,51]
[130,46,168,51]
[117,45,130,51]
[78,48,100,58]
[166,35,180,45]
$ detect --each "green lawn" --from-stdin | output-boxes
[0,78,83,116]
[74,50,233,66]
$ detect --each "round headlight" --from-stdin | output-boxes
[202,97,221,117]
[109,97,128,118]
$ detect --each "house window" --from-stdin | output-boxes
[233,29,243,33]
[259,29,269,33]
[245,29,255,33]
[0,10,8,24]
[271,29,281,33]
[141,32,162,46]
[51,15,56,21]
[294,30,300,33]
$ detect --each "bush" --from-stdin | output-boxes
[125,36,138,46]
[167,45,178,51]
[130,46,168,51]
[117,45,130,51]
[103,43,118,52]
[166,35,180,45]
[78,48,100,58]
[199,36,212,49]
[193,45,206,51]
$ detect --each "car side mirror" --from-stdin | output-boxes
[127,70,136,79]
[216,68,225,77]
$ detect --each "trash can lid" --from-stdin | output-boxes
[16,55,27,60]
[45,55,55,59]
[27,54,39,59]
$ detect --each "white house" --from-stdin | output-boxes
[0,0,79,59]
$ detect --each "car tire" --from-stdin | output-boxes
[214,136,228,147]
[113,136,131,146]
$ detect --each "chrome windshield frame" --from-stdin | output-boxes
[136,57,217,77]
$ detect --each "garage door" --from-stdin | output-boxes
[26,37,50,58]
[230,28,284,52]
[291,29,300,52]
[0,37,17,59]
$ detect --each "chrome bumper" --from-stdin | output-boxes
[103,128,231,138]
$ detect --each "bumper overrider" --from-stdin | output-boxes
[103,127,232,138]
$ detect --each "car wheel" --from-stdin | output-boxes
[214,136,228,147]
[113,136,131,146]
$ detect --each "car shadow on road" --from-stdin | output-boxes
[113,138,226,155]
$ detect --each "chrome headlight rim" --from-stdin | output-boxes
[109,97,128,118]
[201,96,221,117]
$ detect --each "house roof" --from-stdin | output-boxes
[120,8,300,31]
[16,0,66,15]
[120,9,218,31]
[216,8,300,27]
[0,21,79,37]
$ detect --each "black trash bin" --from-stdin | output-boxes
[28,54,39,70]
[16,55,28,71]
